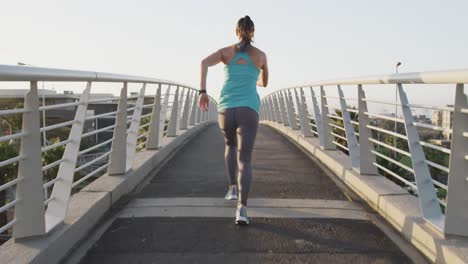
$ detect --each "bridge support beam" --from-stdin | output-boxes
[126,84,146,170]
[338,85,360,170]
[195,92,202,124]
[45,82,91,233]
[279,92,289,126]
[285,90,299,129]
[189,93,198,126]
[146,84,163,149]
[274,94,281,123]
[398,84,444,232]
[297,88,313,137]
[167,86,179,137]
[310,87,323,142]
[357,85,378,175]
[12,81,46,239]
[108,84,128,175]
[179,89,192,130]
[320,86,335,150]
[267,98,274,121]
[445,83,468,236]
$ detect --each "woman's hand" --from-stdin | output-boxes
[198,93,209,112]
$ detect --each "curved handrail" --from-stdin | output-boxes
[265,68,468,97]
[0,64,196,90]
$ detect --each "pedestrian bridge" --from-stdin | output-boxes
[0,65,467,263]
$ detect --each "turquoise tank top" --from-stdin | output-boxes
[217,51,261,113]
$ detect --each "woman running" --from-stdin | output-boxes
[198,15,269,225]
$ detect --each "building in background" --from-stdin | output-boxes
[431,105,454,140]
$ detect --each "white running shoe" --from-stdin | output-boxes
[235,205,250,225]
[225,185,238,200]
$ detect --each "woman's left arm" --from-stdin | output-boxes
[199,49,224,111]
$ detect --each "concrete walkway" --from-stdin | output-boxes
[76,124,419,263]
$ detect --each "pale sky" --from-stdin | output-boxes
[1,0,467,113]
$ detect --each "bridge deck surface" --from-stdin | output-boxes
[79,124,413,263]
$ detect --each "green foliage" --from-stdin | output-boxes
[331,106,358,154]
[42,138,65,183]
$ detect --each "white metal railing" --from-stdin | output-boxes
[259,69,468,237]
[0,64,217,240]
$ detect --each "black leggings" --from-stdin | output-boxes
[218,106,259,206]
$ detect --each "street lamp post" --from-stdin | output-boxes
[394,62,402,159]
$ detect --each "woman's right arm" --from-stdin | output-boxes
[199,48,224,111]
[257,54,269,87]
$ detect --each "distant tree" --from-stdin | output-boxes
[331,106,358,155]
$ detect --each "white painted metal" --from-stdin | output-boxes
[167,86,179,137]
[310,87,324,144]
[126,84,146,171]
[285,90,298,129]
[177,88,186,125]
[146,84,162,149]
[267,96,276,122]
[45,83,91,231]
[189,92,198,126]
[279,92,289,126]
[274,95,282,123]
[297,88,313,137]
[160,86,171,136]
[196,93,202,124]
[358,85,378,175]
[13,81,46,238]
[266,97,274,122]
[337,86,360,170]
[273,68,468,91]
[445,84,468,236]
[398,84,444,231]
[108,84,128,175]
[320,87,336,150]
[265,98,272,121]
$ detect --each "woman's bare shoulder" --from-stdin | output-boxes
[250,46,266,58]
[218,45,236,55]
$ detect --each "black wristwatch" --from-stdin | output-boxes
[198,89,207,95]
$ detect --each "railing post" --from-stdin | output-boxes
[273,94,282,123]
[279,92,289,126]
[259,104,264,121]
[398,84,444,231]
[265,99,272,121]
[297,88,313,137]
[146,84,162,149]
[320,86,335,150]
[13,81,46,239]
[160,86,171,137]
[108,83,128,175]
[445,83,468,236]
[202,101,207,122]
[358,85,378,175]
[265,98,273,121]
[196,93,202,124]
[167,86,179,137]
[265,101,270,121]
[286,90,299,130]
[178,88,185,124]
[126,83,146,170]
[46,82,92,231]
[310,87,324,144]
[179,89,191,130]
[338,85,360,170]
[189,92,198,126]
